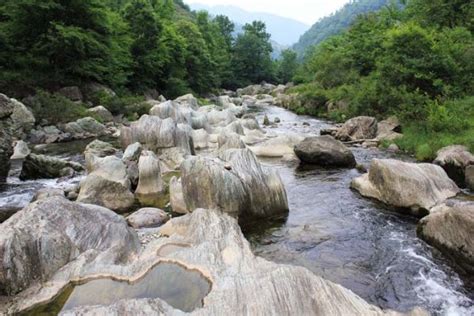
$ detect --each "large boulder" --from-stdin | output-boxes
[81,83,116,101]
[84,140,118,172]
[219,149,288,219]
[181,156,249,217]
[20,154,84,180]
[0,196,139,295]
[121,115,194,155]
[418,201,474,273]
[77,156,135,212]
[294,136,356,167]
[56,209,425,316]
[250,134,304,158]
[351,159,460,216]
[376,116,402,142]
[135,151,164,207]
[434,145,474,187]
[174,94,199,110]
[336,116,378,141]
[181,149,288,220]
[87,106,113,122]
[126,208,170,229]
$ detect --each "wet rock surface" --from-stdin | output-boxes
[20,154,84,180]
[294,135,356,167]
[351,159,460,216]
[418,201,474,273]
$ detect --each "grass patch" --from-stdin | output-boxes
[395,97,474,161]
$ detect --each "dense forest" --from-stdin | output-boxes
[293,0,395,56]
[290,0,473,160]
[0,0,291,100]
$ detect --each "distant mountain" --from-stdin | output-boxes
[293,0,397,57]
[189,3,309,46]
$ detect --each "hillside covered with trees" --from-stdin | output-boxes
[0,0,288,101]
[293,0,396,56]
[290,0,473,160]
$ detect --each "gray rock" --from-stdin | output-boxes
[241,114,261,130]
[181,156,249,217]
[122,142,143,162]
[219,149,288,219]
[87,106,113,122]
[135,151,164,207]
[169,176,188,214]
[20,154,84,180]
[351,159,460,216]
[76,117,106,135]
[434,145,474,187]
[294,136,356,167]
[336,116,378,141]
[191,129,209,149]
[263,114,271,126]
[31,188,65,202]
[84,140,117,158]
[11,140,30,159]
[57,86,83,102]
[274,117,281,123]
[418,201,474,273]
[124,115,178,152]
[0,196,139,296]
[218,132,246,151]
[9,97,35,139]
[126,208,170,229]
[174,94,199,110]
[376,116,402,142]
[77,156,135,212]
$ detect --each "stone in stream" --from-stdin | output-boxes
[240,114,261,130]
[77,156,135,212]
[126,208,170,229]
[31,188,65,202]
[335,116,378,141]
[181,149,288,220]
[433,145,474,187]
[84,140,118,171]
[0,195,139,296]
[376,116,402,142]
[10,140,30,159]
[417,201,474,273]
[20,154,84,180]
[217,132,246,151]
[263,114,271,126]
[294,136,356,167]
[351,159,460,216]
[135,151,164,207]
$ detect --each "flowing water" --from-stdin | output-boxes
[245,105,474,316]
[1,106,473,315]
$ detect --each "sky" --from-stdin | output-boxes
[185,0,351,25]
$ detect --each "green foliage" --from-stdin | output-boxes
[29,91,89,125]
[231,21,275,87]
[293,0,473,160]
[276,49,298,83]
[0,0,275,99]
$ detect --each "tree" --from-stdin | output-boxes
[277,49,298,83]
[231,21,274,87]
[1,0,116,91]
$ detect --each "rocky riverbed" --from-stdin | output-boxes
[0,85,472,315]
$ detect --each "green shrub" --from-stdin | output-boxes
[30,90,89,125]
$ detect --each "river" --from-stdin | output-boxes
[0,104,472,315]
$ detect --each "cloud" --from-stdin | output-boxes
[185,0,350,25]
